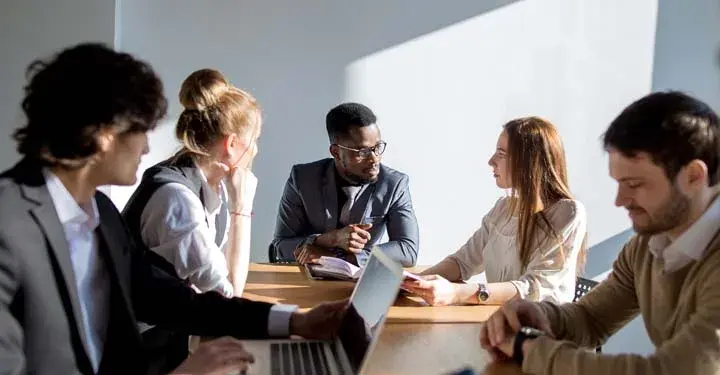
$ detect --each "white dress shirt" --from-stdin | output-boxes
[43,170,110,372]
[139,165,295,336]
[447,197,587,303]
[649,195,720,273]
[140,178,235,297]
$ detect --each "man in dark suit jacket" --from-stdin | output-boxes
[271,103,420,267]
[0,43,345,375]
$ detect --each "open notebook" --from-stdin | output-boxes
[306,256,422,282]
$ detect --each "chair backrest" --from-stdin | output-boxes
[268,244,278,263]
[574,277,599,302]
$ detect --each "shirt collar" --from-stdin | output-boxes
[649,194,720,264]
[193,161,224,214]
[42,168,100,230]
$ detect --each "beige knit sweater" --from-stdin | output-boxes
[523,228,720,375]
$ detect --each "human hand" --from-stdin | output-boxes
[479,300,552,360]
[401,274,460,306]
[323,224,372,253]
[169,336,254,375]
[226,167,258,214]
[290,299,349,339]
[293,244,334,265]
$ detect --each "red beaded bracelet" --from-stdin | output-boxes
[231,211,253,217]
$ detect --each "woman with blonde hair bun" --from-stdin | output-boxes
[122,68,262,373]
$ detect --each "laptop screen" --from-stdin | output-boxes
[337,250,403,373]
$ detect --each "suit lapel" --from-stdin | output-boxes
[321,161,339,232]
[21,179,93,363]
[97,214,136,324]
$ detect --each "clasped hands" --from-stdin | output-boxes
[294,223,373,264]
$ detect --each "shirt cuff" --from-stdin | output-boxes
[215,279,234,298]
[509,279,531,300]
[268,304,298,337]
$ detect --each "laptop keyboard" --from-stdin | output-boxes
[271,342,333,375]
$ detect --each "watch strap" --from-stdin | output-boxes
[512,330,527,365]
[513,327,544,365]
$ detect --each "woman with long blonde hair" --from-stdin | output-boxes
[122,68,261,373]
[404,117,587,306]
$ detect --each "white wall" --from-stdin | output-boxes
[652,0,720,104]
[345,0,657,264]
[115,0,656,268]
[0,0,117,171]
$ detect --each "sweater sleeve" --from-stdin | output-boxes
[536,237,641,348]
[524,237,720,375]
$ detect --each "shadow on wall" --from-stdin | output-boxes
[116,0,523,261]
[651,0,720,107]
[582,228,634,279]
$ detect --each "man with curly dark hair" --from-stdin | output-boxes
[0,43,346,375]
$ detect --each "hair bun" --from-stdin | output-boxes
[179,68,229,111]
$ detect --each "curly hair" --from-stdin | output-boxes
[13,42,168,167]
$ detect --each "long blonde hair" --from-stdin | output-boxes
[175,69,261,159]
[504,117,587,275]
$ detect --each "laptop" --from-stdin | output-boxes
[241,248,403,374]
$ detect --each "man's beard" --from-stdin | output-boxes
[339,159,379,185]
[631,185,691,235]
[343,170,378,185]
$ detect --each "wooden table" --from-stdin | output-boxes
[244,264,524,375]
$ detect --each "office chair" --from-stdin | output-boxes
[574,277,602,353]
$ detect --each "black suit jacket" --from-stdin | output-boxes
[0,159,273,375]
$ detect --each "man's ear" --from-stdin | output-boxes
[680,159,709,191]
[329,144,340,160]
[95,127,116,153]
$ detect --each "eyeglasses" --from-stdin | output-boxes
[334,141,387,159]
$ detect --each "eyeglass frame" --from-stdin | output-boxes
[332,141,387,159]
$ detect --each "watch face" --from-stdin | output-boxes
[477,284,489,301]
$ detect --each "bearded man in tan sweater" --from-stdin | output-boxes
[480,90,720,375]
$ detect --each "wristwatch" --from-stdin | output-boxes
[512,326,545,365]
[476,283,489,302]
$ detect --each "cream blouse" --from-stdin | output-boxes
[446,197,587,303]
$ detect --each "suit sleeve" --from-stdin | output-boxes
[0,238,24,374]
[130,250,274,339]
[98,194,276,339]
[374,174,419,267]
[270,168,316,261]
